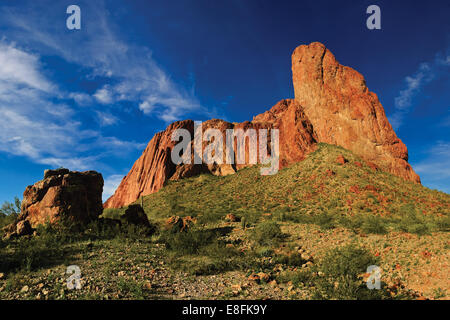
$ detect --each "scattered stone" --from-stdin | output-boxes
[20,285,29,293]
[225,214,239,222]
[257,272,270,283]
[269,280,277,287]
[144,281,152,290]
[248,274,260,282]
[336,155,348,165]
[301,253,311,261]
[349,185,361,194]
[231,284,242,295]
[165,216,196,233]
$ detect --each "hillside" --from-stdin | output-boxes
[96,143,450,299]
[107,143,449,233]
[1,144,448,300]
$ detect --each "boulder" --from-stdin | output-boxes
[3,168,103,239]
[120,204,151,227]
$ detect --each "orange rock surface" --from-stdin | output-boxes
[105,42,420,209]
[104,99,317,208]
[292,42,420,183]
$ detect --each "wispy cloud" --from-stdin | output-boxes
[390,51,450,129]
[412,141,450,193]
[93,86,114,105]
[0,40,54,93]
[95,111,119,126]
[0,0,209,175]
[69,92,93,106]
[0,1,205,122]
[0,39,142,170]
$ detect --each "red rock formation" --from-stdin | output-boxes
[3,168,103,239]
[105,42,420,209]
[104,99,317,208]
[292,42,420,183]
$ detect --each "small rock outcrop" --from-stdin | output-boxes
[120,204,151,228]
[3,168,103,239]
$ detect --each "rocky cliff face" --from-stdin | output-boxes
[3,169,103,239]
[105,42,420,209]
[104,99,317,208]
[292,42,420,183]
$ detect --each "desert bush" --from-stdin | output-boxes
[312,244,391,299]
[0,197,21,228]
[251,221,285,246]
[273,252,307,267]
[0,228,68,273]
[160,226,255,275]
[361,215,388,234]
[435,215,450,232]
[396,206,431,236]
[0,217,156,274]
[311,212,336,230]
[337,214,363,232]
[159,227,220,255]
[277,269,314,288]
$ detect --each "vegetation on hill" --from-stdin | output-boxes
[106,143,449,235]
[1,144,448,300]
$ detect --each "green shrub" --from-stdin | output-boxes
[311,212,336,230]
[277,269,314,287]
[313,244,391,300]
[338,215,363,232]
[273,253,307,267]
[361,215,388,234]
[159,227,220,255]
[397,209,430,236]
[251,221,284,246]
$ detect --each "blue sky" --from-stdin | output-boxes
[0,0,448,203]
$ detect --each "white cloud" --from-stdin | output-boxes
[93,86,114,105]
[96,111,119,126]
[390,52,450,129]
[0,41,53,92]
[69,92,93,106]
[0,1,205,121]
[0,40,143,171]
[103,174,125,201]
